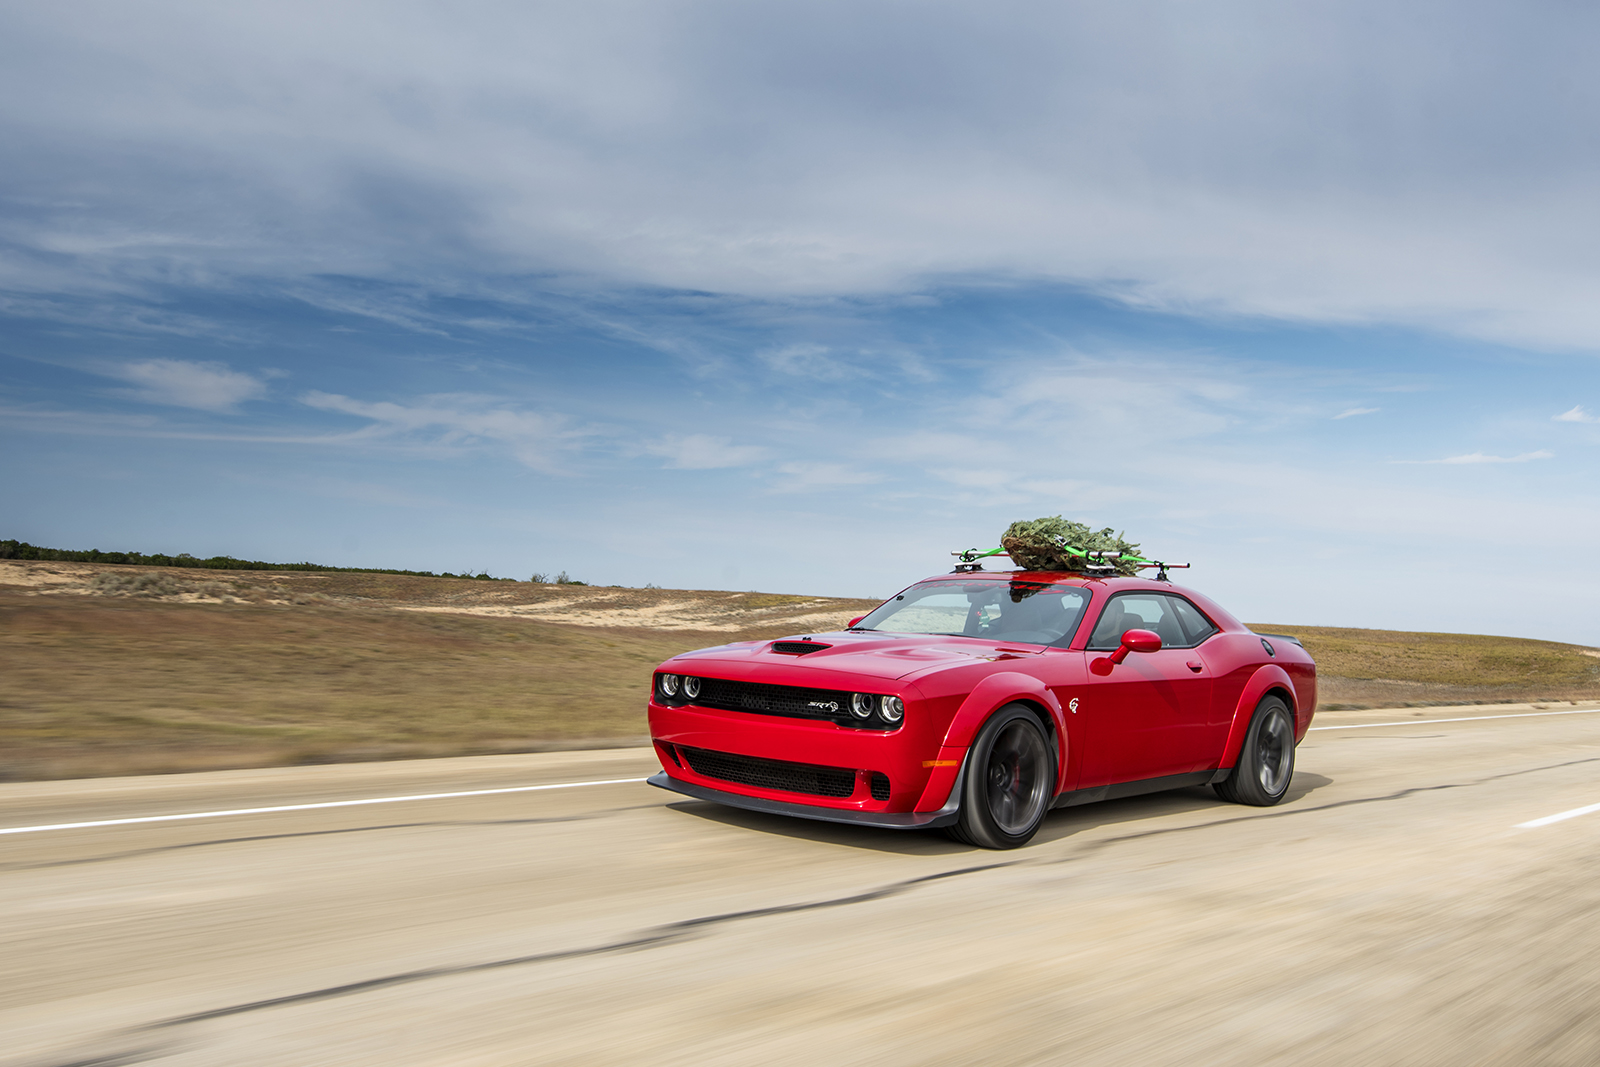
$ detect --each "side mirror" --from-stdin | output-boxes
[848,615,867,628]
[1108,628,1162,665]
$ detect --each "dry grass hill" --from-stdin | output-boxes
[2,559,1597,780]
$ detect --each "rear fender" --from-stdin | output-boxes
[939,671,1069,791]
[1218,664,1296,768]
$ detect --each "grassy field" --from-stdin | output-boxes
[2,560,1597,780]
[1259,624,1600,709]
[0,561,881,780]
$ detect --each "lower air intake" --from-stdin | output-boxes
[870,773,891,801]
[679,746,856,799]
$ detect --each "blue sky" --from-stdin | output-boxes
[3,2,1599,644]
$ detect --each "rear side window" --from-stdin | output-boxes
[1087,593,1216,650]
[1167,596,1218,646]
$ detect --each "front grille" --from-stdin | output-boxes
[690,677,895,730]
[680,746,856,798]
[870,773,891,801]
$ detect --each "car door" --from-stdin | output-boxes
[1075,592,1217,787]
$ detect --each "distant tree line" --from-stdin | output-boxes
[0,540,513,581]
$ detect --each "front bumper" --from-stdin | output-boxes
[648,760,966,830]
[648,694,962,813]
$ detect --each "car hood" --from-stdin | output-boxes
[663,630,1045,684]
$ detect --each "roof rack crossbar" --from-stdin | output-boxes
[951,544,1191,580]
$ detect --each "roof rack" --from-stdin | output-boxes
[952,545,1191,581]
[951,547,1008,572]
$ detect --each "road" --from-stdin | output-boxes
[5,702,1600,1067]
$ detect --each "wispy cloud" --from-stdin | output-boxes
[1333,407,1379,420]
[1554,405,1598,423]
[644,433,767,469]
[300,391,583,472]
[105,359,267,412]
[1398,450,1555,465]
[770,461,882,492]
[756,343,883,382]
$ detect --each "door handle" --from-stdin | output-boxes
[1186,661,1204,673]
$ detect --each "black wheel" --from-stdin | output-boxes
[948,704,1056,849]
[1214,695,1295,806]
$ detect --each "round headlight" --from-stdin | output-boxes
[683,676,701,699]
[659,673,680,697]
[850,693,874,719]
[879,695,904,723]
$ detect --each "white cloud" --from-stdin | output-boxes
[1554,405,1598,423]
[645,433,767,469]
[107,359,266,412]
[770,461,882,491]
[300,391,581,472]
[10,5,1600,349]
[1334,407,1380,420]
[757,343,856,381]
[1400,450,1555,465]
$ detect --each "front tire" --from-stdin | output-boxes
[948,704,1056,849]
[1214,695,1296,806]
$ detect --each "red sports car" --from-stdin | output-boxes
[647,568,1315,848]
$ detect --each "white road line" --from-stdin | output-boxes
[1517,802,1600,829]
[1310,707,1600,731]
[0,777,649,836]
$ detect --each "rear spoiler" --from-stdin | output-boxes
[1251,632,1303,647]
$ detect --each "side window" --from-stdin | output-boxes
[1087,594,1214,649]
[1087,595,1173,649]
[1166,595,1218,646]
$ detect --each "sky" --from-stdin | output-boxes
[3,1,1599,644]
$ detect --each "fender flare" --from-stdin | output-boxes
[940,671,1070,789]
[1218,664,1297,768]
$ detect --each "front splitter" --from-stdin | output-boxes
[647,767,964,830]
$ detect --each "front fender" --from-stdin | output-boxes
[917,672,1070,804]
[1218,663,1297,768]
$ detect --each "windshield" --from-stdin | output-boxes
[854,578,1091,647]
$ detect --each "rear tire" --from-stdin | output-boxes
[1214,695,1295,806]
[948,704,1056,849]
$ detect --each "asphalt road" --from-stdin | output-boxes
[6,702,1600,1067]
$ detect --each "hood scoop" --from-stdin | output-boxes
[771,640,832,655]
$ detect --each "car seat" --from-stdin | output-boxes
[1152,611,1184,646]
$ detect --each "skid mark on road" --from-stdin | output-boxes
[137,861,1015,1032]
[0,806,659,873]
[17,1042,179,1067]
[1055,753,1600,855]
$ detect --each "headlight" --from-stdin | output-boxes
[879,695,904,723]
[850,693,874,719]
[683,676,701,699]
[659,673,680,698]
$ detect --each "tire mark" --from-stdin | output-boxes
[138,861,1014,1031]
[1057,753,1600,853]
[13,1043,177,1067]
